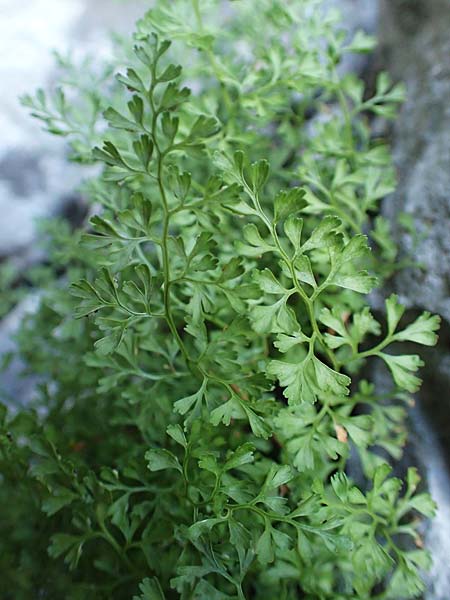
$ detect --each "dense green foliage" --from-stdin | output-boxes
[0,1,441,598]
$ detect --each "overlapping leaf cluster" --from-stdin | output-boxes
[0,1,441,599]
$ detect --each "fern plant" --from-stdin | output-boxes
[0,1,440,599]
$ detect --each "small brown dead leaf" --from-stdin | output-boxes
[279,484,289,497]
[334,424,348,443]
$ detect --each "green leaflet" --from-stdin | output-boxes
[268,354,351,404]
[133,578,166,600]
[379,353,424,393]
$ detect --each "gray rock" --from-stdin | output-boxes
[0,0,148,258]
[326,0,379,35]
[326,0,380,74]
[368,360,450,600]
[411,399,450,600]
[0,146,82,257]
[379,0,450,323]
[0,294,40,411]
[378,1,450,596]
[378,0,450,450]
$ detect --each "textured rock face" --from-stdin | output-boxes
[0,0,148,258]
[378,0,450,452]
[327,0,378,35]
[326,0,379,73]
[379,0,450,323]
[379,1,450,597]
